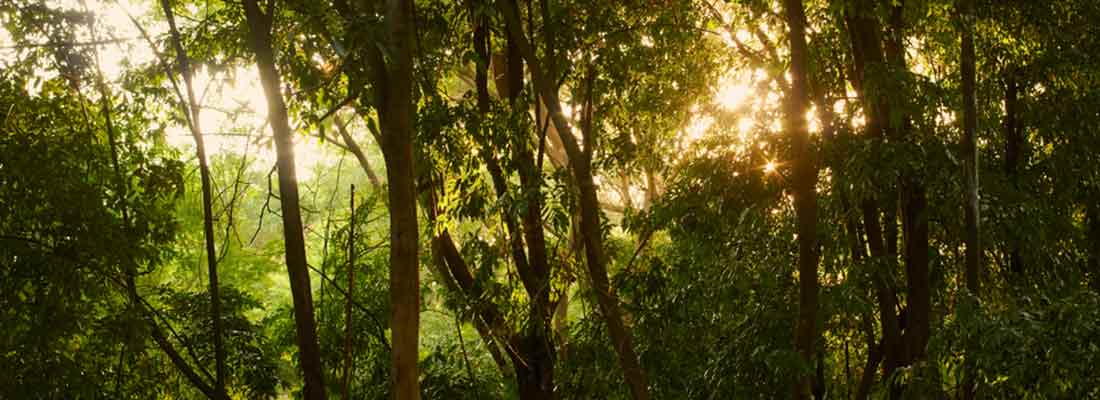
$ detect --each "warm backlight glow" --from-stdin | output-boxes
[763,160,778,174]
[166,66,331,181]
[715,73,752,110]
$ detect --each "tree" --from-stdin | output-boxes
[342,0,423,397]
[241,0,326,398]
[496,2,652,398]
[7,0,1100,398]
[159,0,227,391]
[780,0,820,398]
[960,0,980,294]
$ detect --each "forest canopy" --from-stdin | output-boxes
[2,0,1100,398]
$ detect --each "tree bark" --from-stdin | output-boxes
[496,2,651,399]
[351,0,423,397]
[960,0,981,294]
[782,0,821,398]
[1089,205,1100,293]
[343,185,357,400]
[883,1,932,367]
[159,1,226,390]
[843,6,905,386]
[959,12,982,400]
[1002,68,1025,278]
[855,339,883,400]
[470,10,556,396]
[959,12,981,393]
[241,2,326,398]
[901,185,930,362]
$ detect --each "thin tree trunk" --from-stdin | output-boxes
[334,115,382,188]
[496,3,650,399]
[241,2,326,398]
[884,2,932,367]
[782,1,821,398]
[86,21,228,398]
[159,1,226,390]
[343,185,357,400]
[960,0,981,294]
[960,7,981,394]
[1089,205,1100,292]
[1003,68,1024,278]
[423,188,513,377]
[144,305,228,400]
[424,180,519,378]
[960,13,982,397]
[855,340,883,400]
[843,6,905,389]
[486,9,558,397]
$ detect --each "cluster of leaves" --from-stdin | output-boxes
[0,64,183,397]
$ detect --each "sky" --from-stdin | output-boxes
[1,0,332,180]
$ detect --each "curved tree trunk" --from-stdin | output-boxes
[496,2,651,399]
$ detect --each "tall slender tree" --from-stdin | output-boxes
[781,0,820,398]
[343,184,356,400]
[159,1,227,391]
[842,3,905,389]
[1002,67,1025,278]
[241,1,326,398]
[960,0,981,294]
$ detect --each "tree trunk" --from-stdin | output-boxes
[844,8,905,385]
[511,334,555,400]
[1089,205,1100,293]
[901,186,931,362]
[884,2,932,367]
[855,340,883,400]
[475,10,558,396]
[1003,68,1025,278]
[782,0,821,398]
[334,115,382,188]
[960,0,981,294]
[241,2,326,398]
[496,3,651,399]
[353,0,423,397]
[160,1,226,390]
[959,11,981,400]
[343,185,357,400]
[421,186,513,377]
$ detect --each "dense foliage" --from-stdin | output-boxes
[3,0,1100,398]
